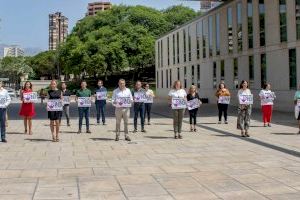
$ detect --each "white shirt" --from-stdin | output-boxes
[112,87,133,103]
[237,88,251,96]
[168,89,187,98]
[145,89,154,97]
[0,88,11,108]
[259,89,275,106]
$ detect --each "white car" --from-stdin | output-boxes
[6,88,17,99]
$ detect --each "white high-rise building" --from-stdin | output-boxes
[3,46,24,57]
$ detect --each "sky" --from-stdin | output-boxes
[0,0,200,51]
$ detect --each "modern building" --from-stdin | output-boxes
[155,0,300,111]
[49,12,68,50]
[3,46,24,57]
[86,1,112,16]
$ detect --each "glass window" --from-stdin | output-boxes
[161,70,164,88]
[169,69,172,87]
[279,0,287,42]
[192,65,195,85]
[202,20,207,58]
[197,64,200,88]
[259,0,265,46]
[221,60,225,80]
[166,69,169,88]
[177,67,180,80]
[167,37,170,66]
[216,13,220,55]
[289,49,297,90]
[249,55,254,87]
[173,34,176,64]
[161,40,163,67]
[261,54,266,87]
[184,66,187,88]
[248,0,253,49]
[296,0,300,40]
[196,22,201,59]
[213,62,217,88]
[188,26,192,61]
[208,16,213,57]
[227,7,233,53]
[157,41,160,68]
[234,58,239,88]
[177,32,180,63]
[183,29,187,62]
[237,3,243,52]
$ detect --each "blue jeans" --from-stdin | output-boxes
[134,103,145,130]
[78,107,90,131]
[0,108,7,140]
[95,100,106,124]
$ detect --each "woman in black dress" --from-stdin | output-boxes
[48,80,63,142]
[187,85,201,132]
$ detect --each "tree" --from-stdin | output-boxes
[28,51,57,79]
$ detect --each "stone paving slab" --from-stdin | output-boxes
[2,102,300,199]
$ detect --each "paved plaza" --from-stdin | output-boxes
[1,101,300,200]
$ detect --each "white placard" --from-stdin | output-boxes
[144,95,153,104]
[187,99,201,110]
[23,92,38,103]
[171,98,187,109]
[47,99,63,111]
[261,92,275,105]
[239,94,253,105]
[78,97,92,107]
[96,91,107,100]
[134,92,147,103]
[114,97,132,108]
[63,96,70,105]
[0,96,7,108]
[218,96,231,104]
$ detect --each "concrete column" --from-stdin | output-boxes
[265,0,280,46]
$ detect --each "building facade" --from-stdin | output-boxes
[86,2,112,16]
[155,0,300,111]
[3,46,24,57]
[49,12,68,50]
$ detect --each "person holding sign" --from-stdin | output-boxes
[132,81,146,133]
[293,86,300,134]
[215,83,231,124]
[168,80,187,139]
[144,83,155,125]
[0,81,11,143]
[237,80,253,137]
[60,82,72,127]
[76,81,92,134]
[187,85,201,132]
[48,80,63,142]
[95,80,107,125]
[19,81,36,135]
[112,79,133,141]
[259,83,276,127]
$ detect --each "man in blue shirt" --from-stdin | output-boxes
[95,80,107,125]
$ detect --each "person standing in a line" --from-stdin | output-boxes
[132,81,146,133]
[112,79,133,141]
[187,85,200,132]
[60,82,72,126]
[168,80,187,139]
[48,80,63,142]
[293,85,300,134]
[215,83,231,124]
[95,80,107,125]
[76,81,92,134]
[259,83,275,127]
[0,81,11,143]
[237,80,252,137]
[19,81,36,135]
[144,83,155,125]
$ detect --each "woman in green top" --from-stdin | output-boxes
[294,89,300,134]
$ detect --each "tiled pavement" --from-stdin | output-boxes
[2,102,300,200]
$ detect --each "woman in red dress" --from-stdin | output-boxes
[19,81,36,135]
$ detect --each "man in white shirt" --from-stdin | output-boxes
[0,81,11,143]
[112,79,133,141]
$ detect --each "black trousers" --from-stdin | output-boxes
[144,103,152,122]
[218,103,228,121]
[189,108,198,125]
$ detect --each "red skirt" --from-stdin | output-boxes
[19,103,36,117]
